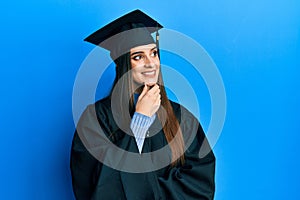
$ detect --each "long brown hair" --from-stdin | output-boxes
[110,52,185,166]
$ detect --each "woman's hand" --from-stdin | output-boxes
[135,83,161,117]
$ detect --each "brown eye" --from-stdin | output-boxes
[151,50,157,57]
[132,55,142,61]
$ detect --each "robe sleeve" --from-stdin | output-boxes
[70,102,121,199]
[158,111,216,200]
[70,131,99,199]
[70,103,109,200]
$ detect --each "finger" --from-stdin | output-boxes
[154,87,161,98]
[155,94,161,107]
[148,84,160,95]
[156,93,161,102]
[139,84,149,99]
[154,86,160,95]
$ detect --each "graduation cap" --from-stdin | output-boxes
[84,9,163,60]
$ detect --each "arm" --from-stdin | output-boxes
[70,103,109,200]
[70,131,99,200]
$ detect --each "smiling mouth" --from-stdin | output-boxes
[141,70,156,76]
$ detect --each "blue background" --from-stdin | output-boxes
[1,0,299,199]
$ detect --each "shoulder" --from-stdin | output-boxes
[82,96,112,119]
[80,97,111,114]
[94,96,111,110]
[93,96,116,124]
[80,96,120,138]
[79,96,114,128]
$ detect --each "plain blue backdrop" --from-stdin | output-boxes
[1,0,299,199]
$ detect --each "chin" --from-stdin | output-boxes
[145,78,158,84]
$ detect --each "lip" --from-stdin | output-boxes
[141,70,156,76]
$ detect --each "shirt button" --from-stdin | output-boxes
[146,131,150,137]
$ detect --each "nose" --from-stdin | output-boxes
[143,55,155,68]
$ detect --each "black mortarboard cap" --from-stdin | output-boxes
[84,9,163,60]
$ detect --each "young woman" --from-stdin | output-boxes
[71,9,215,200]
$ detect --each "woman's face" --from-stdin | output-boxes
[130,43,160,87]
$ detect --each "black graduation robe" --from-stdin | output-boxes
[70,97,215,200]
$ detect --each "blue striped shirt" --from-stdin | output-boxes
[130,112,156,153]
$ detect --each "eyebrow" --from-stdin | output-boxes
[130,47,157,57]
